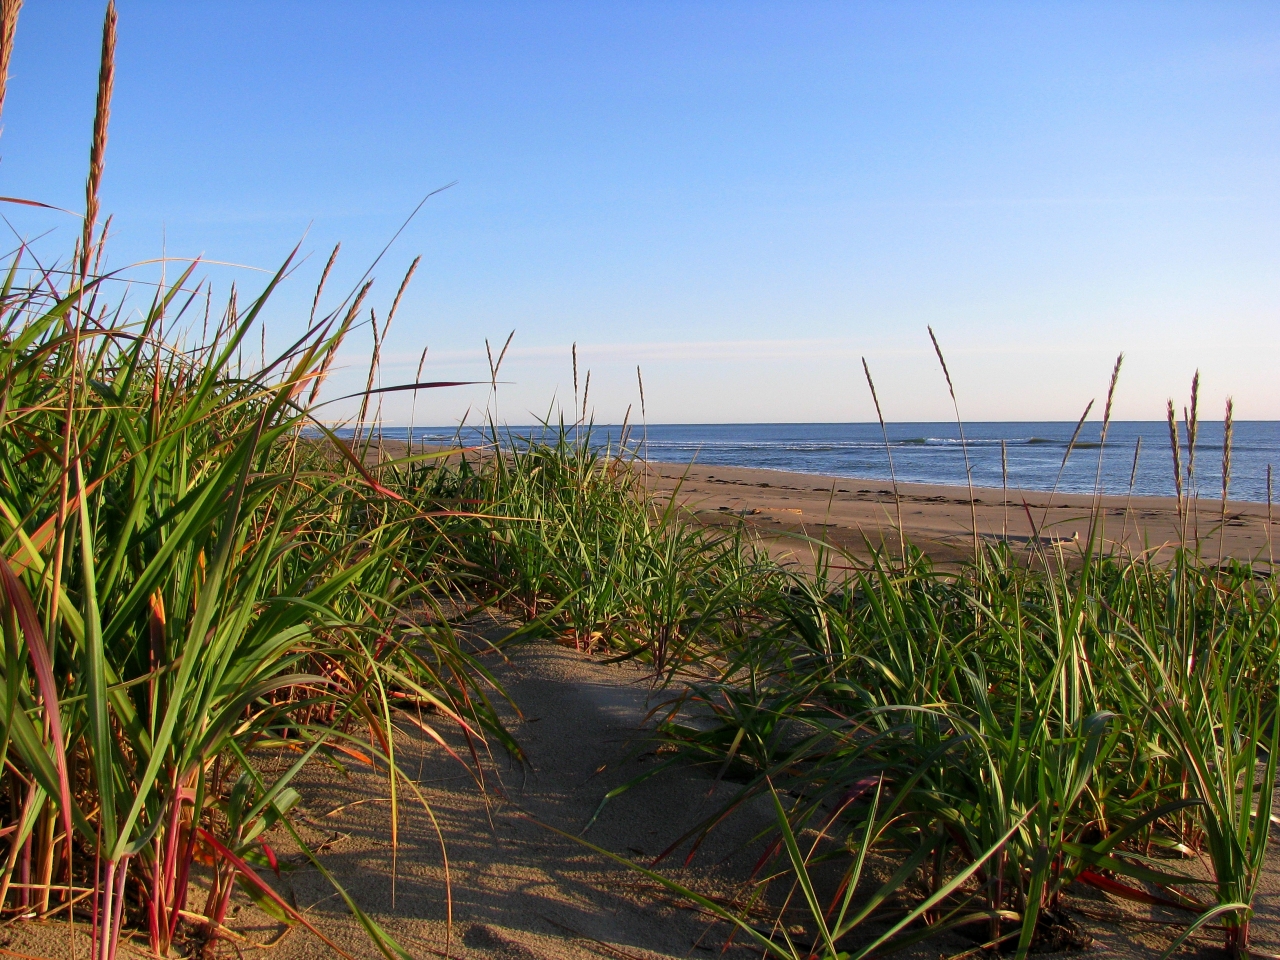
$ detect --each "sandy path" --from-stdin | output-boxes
[258,632,775,960]
[6,629,772,960]
[6,621,1277,960]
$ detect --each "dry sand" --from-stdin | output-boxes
[641,461,1277,571]
[3,620,776,960]
[7,618,1277,960]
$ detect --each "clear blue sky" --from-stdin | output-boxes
[3,2,1277,424]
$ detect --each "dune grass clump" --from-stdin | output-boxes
[0,255,518,958]
[638,541,1278,959]
[0,241,521,958]
[415,421,784,670]
[0,8,514,958]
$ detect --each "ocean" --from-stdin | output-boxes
[362,421,1280,504]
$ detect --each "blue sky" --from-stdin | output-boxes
[2,2,1277,424]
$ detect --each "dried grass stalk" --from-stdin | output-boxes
[0,0,21,125]
[81,0,116,280]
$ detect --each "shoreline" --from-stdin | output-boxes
[369,440,1276,565]
[640,458,1276,567]
[361,420,1280,504]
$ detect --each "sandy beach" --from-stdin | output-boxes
[374,441,1276,568]
[640,460,1277,569]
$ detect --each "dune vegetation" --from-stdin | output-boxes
[0,5,514,958]
[425,406,1277,960]
[1,4,1277,960]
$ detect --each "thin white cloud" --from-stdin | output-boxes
[347,337,1122,371]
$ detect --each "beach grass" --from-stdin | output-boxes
[0,8,517,957]
[428,418,1277,959]
[0,199,524,958]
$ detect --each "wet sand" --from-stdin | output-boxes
[641,460,1277,570]
[347,437,1277,569]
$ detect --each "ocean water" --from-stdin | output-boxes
[367,421,1280,503]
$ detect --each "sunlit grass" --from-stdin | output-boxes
[425,413,1277,959]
